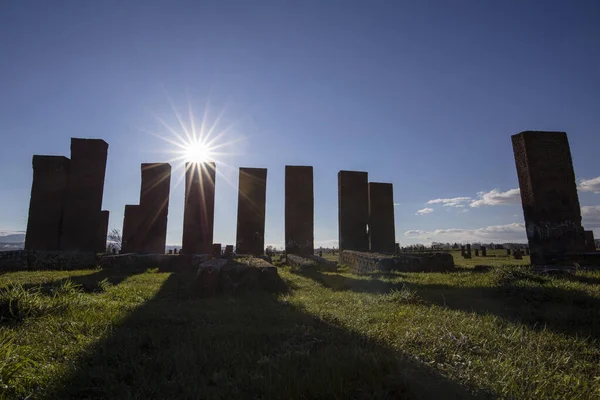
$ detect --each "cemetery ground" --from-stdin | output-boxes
[1,250,599,399]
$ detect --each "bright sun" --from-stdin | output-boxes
[185,140,213,163]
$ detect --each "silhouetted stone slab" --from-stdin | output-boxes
[194,258,280,296]
[285,166,314,256]
[340,250,454,274]
[121,205,140,253]
[25,156,70,251]
[512,131,586,264]
[224,245,234,258]
[182,162,216,254]
[212,243,222,258]
[94,210,109,253]
[368,182,395,253]
[338,170,369,252]
[236,167,267,256]
[60,138,109,252]
[137,163,171,254]
[585,230,596,252]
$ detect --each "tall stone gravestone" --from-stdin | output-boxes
[182,162,216,254]
[368,182,395,253]
[138,163,171,253]
[285,166,314,256]
[584,231,596,252]
[512,131,586,264]
[338,171,369,252]
[236,167,267,256]
[25,156,70,251]
[60,138,108,252]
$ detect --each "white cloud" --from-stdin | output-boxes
[416,207,434,215]
[470,188,521,207]
[426,197,472,207]
[578,177,600,194]
[393,203,401,207]
[582,205,600,228]
[403,223,526,243]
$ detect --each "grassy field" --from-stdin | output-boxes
[0,251,599,399]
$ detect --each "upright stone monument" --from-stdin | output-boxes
[60,138,109,252]
[121,205,140,253]
[338,170,369,252]
[285,166,314,255]
[25,156,70,251]
[512,131,586,264]
[182,162,216,254]
[236,167,267,255]
[584,230,596,252]
[95,210,110,253]
[137,163,171,254]
[368,182,395,253]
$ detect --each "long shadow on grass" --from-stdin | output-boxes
[299,270,600,341]
[41,270,484,399]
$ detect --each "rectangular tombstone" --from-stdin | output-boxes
[285,166,314,255]
[137,163,171,254]
[94,210,109,253]
[368,182,395,253]
[338,170,369,251]
[25,156,70,251]
[512,131,586,264]
[395,243,400,255]
[121,205,140,253]
[584,230,596,252]
[225,244,234,258]
[212,243,222,258]
[182,162,216,254]
[60,138,109,252]
[236,168,267,255]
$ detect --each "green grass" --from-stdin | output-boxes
[0,254,599,399]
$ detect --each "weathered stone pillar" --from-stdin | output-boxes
[368,182,395,253]
[212,243,222,258]
[512,131,586,264]
[224,245,234,258]
[584,230,596,252]
[121,205,140,253]
[285,166,314,255]
[60,138,109,252]
[466,244,471,257]
[95,210,109,253]
[338,170,369,252]
[137,163,171,254]
[481,246,487,257]
[236,168,267,255]
[25,156,70,251]
[182,162,216,254]
[395,243,400,255]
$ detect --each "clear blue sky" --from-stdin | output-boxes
[1,0,599,247]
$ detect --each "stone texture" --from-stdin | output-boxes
[368,182,395,253]
[287,254,337,272]
[285,166,314,255]
[100,253,211,272]
[182,162,216,254]
[25,156,70,251]
[338,170,369,252]
[340,250,454,274]
[236,168,267,255]
[513,250,523,260]
[60,138,109,252]
[0,250,99,271]
[121,205,141,253]
[95,210,109,253]
[512,131,587,264]
[137,163,171,254]
[585,230,596,252]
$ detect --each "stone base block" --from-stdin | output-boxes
[0,250,100,271]
[100,253,211,271]
[534,252,600,267]
[287,254,337,272]
[340,250,455,274]
[194,258,281,296]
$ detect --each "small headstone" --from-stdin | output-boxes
[212,243,222,258]
[507,249,511,255]
[466,244,472,257]
[460,245,465,256]
[112,248,117,255]
[481,246,487,257]
[319,250,323,257]
[168,249,173,255]
[513,250,523,260]
[475,249,479,257]
[174,248,178,254]
[525,248,530,256]
[225,244,234,258]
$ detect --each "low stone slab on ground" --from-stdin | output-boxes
[286,254,337,272]
[195,257,281,296]
[100,253,211,271]
[340,250,454,274]
[0,250,99,271]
